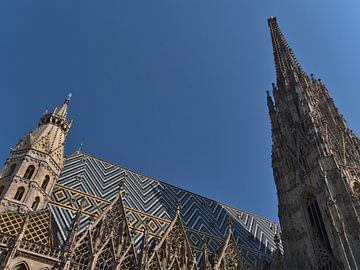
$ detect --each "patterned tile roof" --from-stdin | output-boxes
[0,208,56,245]
[50,152,280,266]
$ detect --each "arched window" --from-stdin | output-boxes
[14,187,25,201]
[0,185,4,196]
[23,165,35,179]
[14,262,29,270]
[304,194,332,251]
[42,175,50,190]
[31,197,40,210]
[7,164,16,176]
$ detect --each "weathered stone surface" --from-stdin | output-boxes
[268,16,360,270]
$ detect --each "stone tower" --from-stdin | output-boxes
[0,95,72,213]
[267,17,360,269]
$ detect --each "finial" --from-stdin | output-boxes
[176,201,181,215]
[227,216,233,230]
[268,16,276,21]
[65,93,72,104]
[119,177,125,193]
[202,237,208,250]
[70,200,83,233]
[267,16,277,26]
[78,137,84,152]
[69,119,74,129]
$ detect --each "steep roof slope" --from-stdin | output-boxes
[50,152,280,266]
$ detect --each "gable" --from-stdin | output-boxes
[50,152,280,266]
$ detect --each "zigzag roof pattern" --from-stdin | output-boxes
[50,152,280,267]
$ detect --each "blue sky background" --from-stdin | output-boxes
[0,1,359,223]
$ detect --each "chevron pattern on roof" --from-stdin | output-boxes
[50,152,280,267]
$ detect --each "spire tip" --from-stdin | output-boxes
[65,93,72,105]
[176,201,181,215]
[227,216,233,230]
[268,16,277,25]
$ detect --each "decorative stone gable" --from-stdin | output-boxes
[146,203,198,270]
[213,219,246,270]
[63,178,137,270]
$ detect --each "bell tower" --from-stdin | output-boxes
[267,17,360,269]
[0,95,72,213]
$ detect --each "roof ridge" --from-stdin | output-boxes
[66,151,278,224]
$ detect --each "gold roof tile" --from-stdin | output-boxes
[0,209,56,245]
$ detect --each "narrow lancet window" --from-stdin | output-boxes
[14,187,25,201]
[304,194,332,252]
[32,197,40,210]
[42,175,50,190]
[7,164,16,176]
[23,165,35,179]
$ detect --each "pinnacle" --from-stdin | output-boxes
[65,93,72,105]
[268,16,277,25]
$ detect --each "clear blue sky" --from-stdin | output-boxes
[1,1,359,223]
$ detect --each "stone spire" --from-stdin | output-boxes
[53,93,72,118]
[12,94,73,167]
[268,16,306,88]
[0,95,73,212]
[267,17,360,269]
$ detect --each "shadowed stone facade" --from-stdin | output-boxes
[267,17,360,269]
[0,17,358,270]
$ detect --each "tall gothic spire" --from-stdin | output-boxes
[53,93,72,118]
[268,16,306,87]
[267,17,360,269]
[267,17,360,171]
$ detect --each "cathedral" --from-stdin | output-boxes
[0,17,359,270]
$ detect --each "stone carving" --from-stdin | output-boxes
[268,16,360,269]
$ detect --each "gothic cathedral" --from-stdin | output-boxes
[0,17,358,270]
[267,17,360,269]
